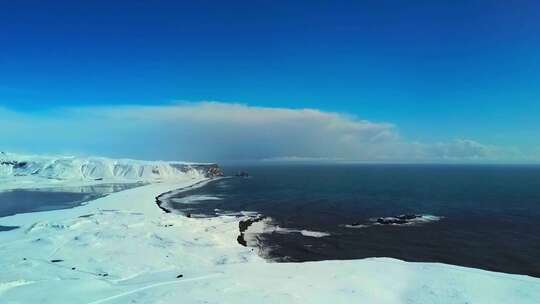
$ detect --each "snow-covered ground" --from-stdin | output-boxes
[0,154,539,303]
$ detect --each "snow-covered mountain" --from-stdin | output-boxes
[0,152,222,181]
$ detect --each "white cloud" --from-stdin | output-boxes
[0,102,526,162]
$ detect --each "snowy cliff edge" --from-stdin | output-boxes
[0,152,223,182]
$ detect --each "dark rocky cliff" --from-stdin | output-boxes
[170,163,224,178]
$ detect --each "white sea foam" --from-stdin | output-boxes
[408,214,443,224]
[300,230,331,237]
[242,217,330,239]
[363,214,444,226]
[171,195,222,204]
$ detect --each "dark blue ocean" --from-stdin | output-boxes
[164,164,540,277]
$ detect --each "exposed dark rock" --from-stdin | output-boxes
[237,216,266,247]
[235,171,249,177]
[377,217,407,225]
[51,259,64,263]
[170,163,224,178]
[13,161,28,169]
[176,274,183,278]
[0,160,28,168]
[202,165,224,178]
[237,234,247,247]
[155,194,172,214]
[396,214,420,220]
[349,214,426,227]
[239,216,266,233]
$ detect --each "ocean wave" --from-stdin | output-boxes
[240,216,330,244]
[170,195,222,204]
[299,230,331,237]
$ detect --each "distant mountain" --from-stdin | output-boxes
[0,152,222,181]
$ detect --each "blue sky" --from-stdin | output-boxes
[1,1,539,161]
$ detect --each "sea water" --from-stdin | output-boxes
[0,183,143,218]
[163,164,540,277]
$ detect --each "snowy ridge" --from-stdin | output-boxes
[0,152,219,182]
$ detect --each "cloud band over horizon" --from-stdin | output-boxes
[0,102,532,163]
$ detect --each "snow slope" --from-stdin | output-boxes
[0,157,539,303]
[0,152,220,190]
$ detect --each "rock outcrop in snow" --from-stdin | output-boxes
[0,152,222,181]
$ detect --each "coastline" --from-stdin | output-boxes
[154,178,220,215]
[154,177,266,248]
[0,178,539,303]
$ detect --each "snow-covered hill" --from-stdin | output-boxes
[0,152,222,182]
